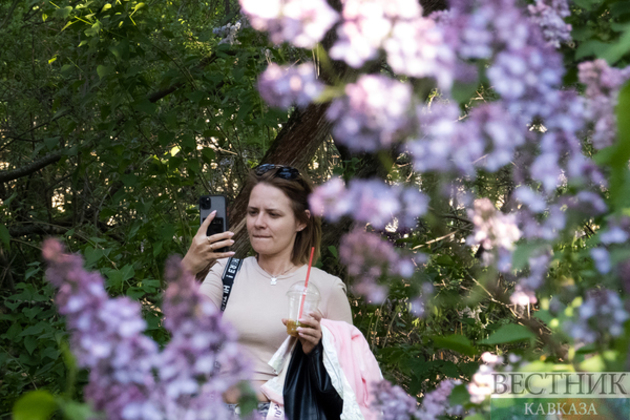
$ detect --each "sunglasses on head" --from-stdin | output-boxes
[254,164,300,180]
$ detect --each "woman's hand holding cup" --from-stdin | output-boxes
[282,311,322,355]
[182,210,235,275]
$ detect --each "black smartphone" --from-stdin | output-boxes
[199,195,229,252]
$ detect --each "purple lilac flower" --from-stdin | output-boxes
[409,283,433,318]
[43,239,159,419]
[578,59,630,149]
[310,178,429,230]
[384,17,455,89]
[590,248,611,274]
[340,228,417,303]
[330,0,422,68]
[327,75,413,152]
[511,251,550,306]
[514,186,547,213]
[371,380,418,420]
[417,380,461,420]
[565,289,629,344]
[257,63,324,109]
[408,103,484,176]
[239,0,338,48]
[465,103,525,172]
[43,240,247,420]
[600,224,629,245]
[527,0,572,48]
[467,198,521,271]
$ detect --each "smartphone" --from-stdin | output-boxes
[199,195,229,252]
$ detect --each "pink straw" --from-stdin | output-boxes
[297,247,315,320]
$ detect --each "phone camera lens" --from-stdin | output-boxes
[200,197,212,209]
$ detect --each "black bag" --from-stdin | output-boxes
[283,340,343,420]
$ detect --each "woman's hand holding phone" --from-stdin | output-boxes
[182,210,235,275]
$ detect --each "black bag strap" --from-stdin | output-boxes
[221,257,242,312]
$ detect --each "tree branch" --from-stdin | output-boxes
[0,151,63,183]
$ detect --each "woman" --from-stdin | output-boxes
[181,164,353,417]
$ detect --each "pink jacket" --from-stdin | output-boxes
[320,319,383,419]
[262,320,382,419]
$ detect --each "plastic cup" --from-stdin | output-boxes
[286,282,320,337]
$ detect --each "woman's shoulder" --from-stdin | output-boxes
[309,267,346,290]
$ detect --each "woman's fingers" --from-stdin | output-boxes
[196,210,216,238]
[206,237,235,252]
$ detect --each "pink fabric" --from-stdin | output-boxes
[321,319,382,420]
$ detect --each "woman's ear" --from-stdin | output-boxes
[297,210,310,232]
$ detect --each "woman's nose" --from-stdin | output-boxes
[254,213,266,228]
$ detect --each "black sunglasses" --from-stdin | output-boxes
[254,164,300,180]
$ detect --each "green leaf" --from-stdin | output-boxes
[0,224,10,249]
[19,322,47,337]
[96,65,113,79]
[201,147,216,164]
[58,400,96,420]
[480,324,535,345]
[24,335,38,354]
[449,383,471,406]
[327,245,338,259]
[13,390,57,420]
[609,81,630,210]
[431,334,478,357]
[55,6,73,19]
[452,80,479,104]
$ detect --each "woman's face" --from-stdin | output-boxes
[247,183,307,260]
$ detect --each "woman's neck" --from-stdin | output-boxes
[256,252,296,276]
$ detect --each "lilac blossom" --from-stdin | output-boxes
[310,177,429,230]
[467,198,521,271]
[371,380,418,420]
[417,380,462,420]
[327,75,413,152]
[468,352,505,403]
[43,239,159,420]
[590,248,611,274]
[514,186,547,213]
[257,63,324,109]
[239,0,338,48]
[330,0,422,68]
[384,17,455,89]
[578,59,630,149]
[409,285,432,318]
[43,240,246,420]
[527,0,572,48]
[408,103,483,176]
[340,228,417,303]
[511,251,550,306]
[565,289,629,344]
[600,224,629,245]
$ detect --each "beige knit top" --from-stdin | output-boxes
[200,256,353,382]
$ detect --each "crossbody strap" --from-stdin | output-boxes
[221,257,242,312]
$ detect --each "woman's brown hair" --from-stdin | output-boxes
[245,165,321,266]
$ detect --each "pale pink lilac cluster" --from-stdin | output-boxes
[467,198,522,272]
[468,352,503,404]
[309,177,428,229]
[43,239,246,420]
[527,0,572,48]
[327,75,413,152]
[257,63,324,109]
[565,289,629,345]
[329,0,453,88]
[578,59,630,149]
[239,0,338,48]
[339,228,417,303]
